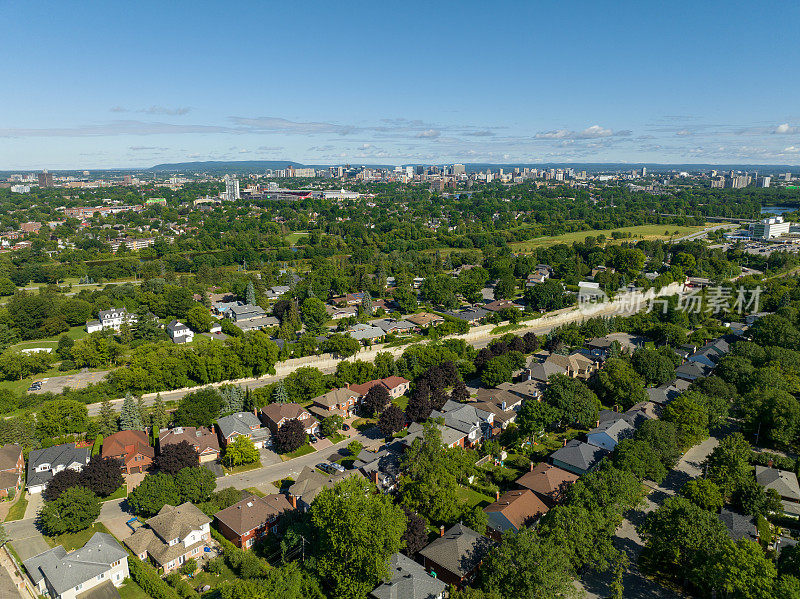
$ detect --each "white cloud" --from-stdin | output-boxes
[784,146,800,153]
[112,105,191,116]
[534,125,630,140]
[416,129,441,139]
[775,123,800,134]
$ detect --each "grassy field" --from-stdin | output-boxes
[118,578,151,599]
[4,494,28,522]
[285,231,308,245]
[45,522,112,551]
[102,485,127,502]
[509,224,707,251]
[456,485,495,509]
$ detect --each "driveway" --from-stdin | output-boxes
[4,519,49,561]
[258,448,282,467]
[23,493,43,520]
[577,436,719,599]
[98,498,136,541]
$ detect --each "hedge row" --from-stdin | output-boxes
[127,556,180,599]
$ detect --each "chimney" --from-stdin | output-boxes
[767,459,773,468]
[372,471,380,484]
[439,525,445,537]
[563,438,567,447]
[530,462,534,472]
[288,494,297,509]
[595,420,599,428]
[495,490,500,501]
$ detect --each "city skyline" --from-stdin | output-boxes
[2,0,800,169]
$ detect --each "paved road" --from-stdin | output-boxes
[577,436,719,599]
[83,286,684,416]
[674,223,737,242]
[217,426,383,492]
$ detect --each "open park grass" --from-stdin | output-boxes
[509,223,707,251]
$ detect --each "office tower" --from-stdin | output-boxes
[641,167,647,177]
[38,169,53,187]
[223,175,240,201]
[452,164,466,175]
[758,176,771,188]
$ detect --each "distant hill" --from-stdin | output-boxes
[148,160,307,173]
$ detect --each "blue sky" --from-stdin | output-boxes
[2,0,800,169]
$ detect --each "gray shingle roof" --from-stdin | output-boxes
[27,443,89,488]
[755,466,800,501]
[24,533,126,596]
[418,524,492,578]
[216,412,264,440]
[718,508,757,541]
[551,440,607,472]
[370,553,446,599]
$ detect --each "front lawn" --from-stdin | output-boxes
[5,494,28,522]
[45,522,112,551]
[102,485,127,502]
[281,444,315,461]
[271,478,294,492]
[352,418,376,431]
[244,487,265,497]
[222,461,262,475]
[326,432,346,444]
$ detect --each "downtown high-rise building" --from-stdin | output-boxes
[38,169,53,187]
[223,175,240,201]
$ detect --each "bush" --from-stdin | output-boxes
[128,556,181,599]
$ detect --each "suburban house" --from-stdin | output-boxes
[418,524,492,588]
[515,462,579,506]
[349,376,411,400]
[430,400,493,447]
[545,352,598,379]
[755,466,800,514]
[216,412,272,449]
[528,359,568,383]
[326,305,359,320]
[101,430,155,474]
[86,307,137,333]
[442,308,489,325]
[374,319,417,335]
[159,426,221,463]
[676,361,713,381]
[124,502,211,573]
[647,383,682,406]
[404,312,445,328]
[352,445,402,493]
[401,422,468,449]
[214,494,296,549]
[482,299,522,313]
[550,440,607,476]
[369,552,446,599]
[687,338,730,369]
[24,533,129,599]
[718,508,758,542]
[166,320,194,344]
[27,443,90,494]
[586,333,648,357]
[0,444,24,498]
[227,303,265,323]
[622,401,660,427]
[484,489,549,541]
[288,466,364,510]
[261,403,319,436]
[330,292,367,306]
[310,387,360,419]
[348,323,385,343]
[586,418,636,452]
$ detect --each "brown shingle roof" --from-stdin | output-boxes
[515,463,579,503]
[214,495,294,536]
[0,444,22,471]
[484,489,549,531]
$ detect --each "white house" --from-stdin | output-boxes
[86,307,137,333]
[586,419,635,452]
[166,320,194,344]
[24,533,129,599]
[27,444,90,494]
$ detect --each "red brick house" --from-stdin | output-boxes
[349,376,410,400]
[102,430,155,474]
[214,494,295,549]
[0,444,24,498]
[159,426,220,463]
[261,403,319,436]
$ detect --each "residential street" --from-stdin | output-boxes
[577,436,720,598]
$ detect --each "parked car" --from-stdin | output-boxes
[316,463,333,474]
[309,434,318,443]
[329,463,346,473]
[342,424,350,431]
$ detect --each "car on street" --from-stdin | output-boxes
[329,463,346,473]
[316,463,334,474]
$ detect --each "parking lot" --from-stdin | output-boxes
[30,369,111,394]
